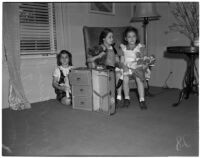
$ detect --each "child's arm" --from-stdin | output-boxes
[119,44,126,67]
[52,76,67,92]
[120,55,125,65]
[115,54,120,64]
[87,51,106,63]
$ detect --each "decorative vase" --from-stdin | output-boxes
[193,37,199,47]
[191,36,199,47]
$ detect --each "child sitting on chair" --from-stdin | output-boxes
[52,50,74,105]
[118,26,155,110]
[87,28,123,107]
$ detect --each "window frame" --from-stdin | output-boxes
[19,2,57,56]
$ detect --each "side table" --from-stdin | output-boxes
[167,46,199,107]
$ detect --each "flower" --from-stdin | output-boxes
[136,55,156,67]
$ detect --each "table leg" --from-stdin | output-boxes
[173,88,186,107]
[172,54,197,107]
[184,56,193,99]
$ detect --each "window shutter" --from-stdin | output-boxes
[19,3,57,55]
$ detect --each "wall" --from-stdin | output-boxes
[61,3,132,66]
[2,3,198,109]
[131,3,198,88]
[2,2,132,108]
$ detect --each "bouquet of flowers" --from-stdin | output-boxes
[136,54,156,67]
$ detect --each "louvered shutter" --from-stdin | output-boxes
[19,3,57,55]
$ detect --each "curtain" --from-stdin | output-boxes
[3,3,31,110]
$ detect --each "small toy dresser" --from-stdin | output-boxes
[69,68,116,115]
[69,68,93,111]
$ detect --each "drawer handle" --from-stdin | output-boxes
[80,88,83,92]
[80,101,85,105]
[76,77,81,81]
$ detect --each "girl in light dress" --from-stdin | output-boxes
[118,26,149,110]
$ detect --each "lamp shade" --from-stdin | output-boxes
[131,3,160,22]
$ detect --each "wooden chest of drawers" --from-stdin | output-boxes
[69,68,93,111]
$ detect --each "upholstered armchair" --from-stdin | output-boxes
[82,26,152,94]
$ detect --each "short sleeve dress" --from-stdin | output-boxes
[100,44,119,69]
[121,43,146,81]
[53,66,73,101]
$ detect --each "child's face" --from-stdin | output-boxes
[60,53,69,66]
[126,31,137,45]
[103,32,114,46]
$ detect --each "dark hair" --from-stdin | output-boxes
[123,26,140,45]
[57,50,72,66]
[99,28,113,45]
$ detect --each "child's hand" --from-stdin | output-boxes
[142,64,149,70]
[120,44,126,50]
[59,83,65,86]
[59,84,70,92]
[63,85,71,92]
[123,65,129,72]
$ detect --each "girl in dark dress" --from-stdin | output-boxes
[87,28,123,106]
[52,50,73,105]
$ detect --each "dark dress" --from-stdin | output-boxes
[103,45,118,70]
[55,69,66,101]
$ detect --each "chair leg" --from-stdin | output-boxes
[145,80,154,97]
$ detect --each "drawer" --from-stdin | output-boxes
[72,85,91,96]
[72,96,92,111]
[69,70,91,85]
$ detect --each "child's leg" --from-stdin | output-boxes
[135,77,147,110]
[123,75,130,107]
[123,75,130,99]
[115,71,122,100]
[135,77,145,102]
[61,97,71,106]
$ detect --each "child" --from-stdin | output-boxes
[52,50,73,105]
[87,28,122,106]
[119,26,148,110]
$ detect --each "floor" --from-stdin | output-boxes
[2,87,199,156]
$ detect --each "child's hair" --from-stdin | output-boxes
[123,26,140,45]
[99,28,113,45]
[57,50,72,66]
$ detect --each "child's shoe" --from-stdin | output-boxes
[116,95,122,109]
[124,99,130,108]
[116,99,122,109]
[139,101,147,110]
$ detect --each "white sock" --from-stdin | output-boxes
[139,97,145,102]
[125,96,130,100]
[117,95,122,100]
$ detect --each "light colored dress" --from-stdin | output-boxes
[121,43,146,81]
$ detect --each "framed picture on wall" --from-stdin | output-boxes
[89,3,115,15]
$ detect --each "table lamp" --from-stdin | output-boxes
[130,3,160,55]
